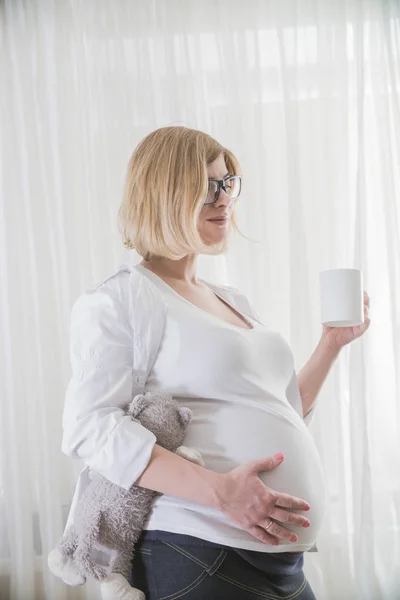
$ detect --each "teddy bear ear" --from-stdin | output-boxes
[127,394,148,418]
[178,407,192,428]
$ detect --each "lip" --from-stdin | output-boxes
[207,217,229,224]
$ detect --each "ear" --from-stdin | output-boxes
[127,394,148,418]
[178,407,192,428]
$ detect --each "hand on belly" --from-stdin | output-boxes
[184,404,328,546]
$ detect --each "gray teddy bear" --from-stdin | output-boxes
[48,390,204,600]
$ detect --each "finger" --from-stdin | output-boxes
[251,454,284,474]
[361,316,371,329]
[275,492,310,511]
[259,519,298,543]
[248,525,278,546]
[270,507,311,528]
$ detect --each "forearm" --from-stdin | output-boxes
[134,444,221,509]
[297,337,341,417]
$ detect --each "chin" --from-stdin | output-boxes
[201,233,230,249]
[198,220,231,247]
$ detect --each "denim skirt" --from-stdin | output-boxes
[130,530,317,600]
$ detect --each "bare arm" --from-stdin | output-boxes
[297,338,341,417]
[134,444,221,508]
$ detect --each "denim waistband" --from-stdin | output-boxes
[140,530,304,576]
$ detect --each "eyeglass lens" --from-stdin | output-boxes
[205,176,241,204]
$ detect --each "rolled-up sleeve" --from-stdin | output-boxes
[61,281,157,490]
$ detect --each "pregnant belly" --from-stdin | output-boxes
[179,399,328,546]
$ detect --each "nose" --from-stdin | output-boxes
[214,187,233,209]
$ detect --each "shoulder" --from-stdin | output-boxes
[85,263,140,298]
[71,262,165,324]
[68,264,167,368]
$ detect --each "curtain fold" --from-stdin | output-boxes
[1,1,399,598]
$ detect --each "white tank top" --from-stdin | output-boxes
[136,265,327,553]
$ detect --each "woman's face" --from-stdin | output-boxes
[197,153,236,246]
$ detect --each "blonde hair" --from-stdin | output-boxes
[118,125,248,261]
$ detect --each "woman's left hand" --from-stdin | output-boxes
[320,290,371,352]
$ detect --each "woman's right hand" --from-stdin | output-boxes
[216,453,311,545]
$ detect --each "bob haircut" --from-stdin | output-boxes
[118,125,248,261]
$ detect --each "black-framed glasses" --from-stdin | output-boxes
[204,175,242,205]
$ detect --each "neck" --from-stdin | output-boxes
[140,254,199,284]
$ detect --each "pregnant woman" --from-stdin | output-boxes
[62,125,370,599]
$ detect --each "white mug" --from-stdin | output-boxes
[319,268,364,327]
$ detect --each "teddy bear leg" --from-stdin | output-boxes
[100,574,145,600]
[100,549,145,600]
[48,529,86,587]
[175,445,205,466]
[73,512,108,581]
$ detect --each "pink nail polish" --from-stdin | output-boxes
[291,535,298,542]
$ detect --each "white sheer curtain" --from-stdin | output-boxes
[1,0,399,598]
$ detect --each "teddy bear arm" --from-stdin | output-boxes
[175,446,205,466]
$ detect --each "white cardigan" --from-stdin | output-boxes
[61,262,316,541]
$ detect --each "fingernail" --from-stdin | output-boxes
[303,521,310,528]
[291,535,298,542]
[304,504,311,510]
[274,453,284,460]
